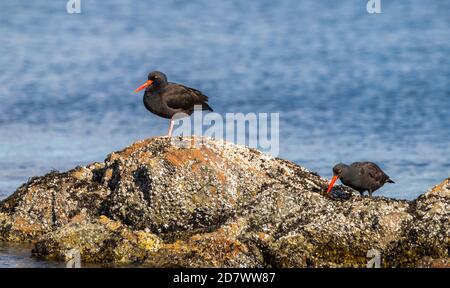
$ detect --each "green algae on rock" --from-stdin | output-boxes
[0,137,448,267]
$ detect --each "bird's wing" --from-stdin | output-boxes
[352,162,389,183]
[350,162,371,170]
[165,84,211,111]
[181,84,209,101]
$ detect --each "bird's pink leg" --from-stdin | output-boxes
[167,119,174,137]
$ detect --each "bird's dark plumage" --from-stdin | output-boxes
[164,84,213,114]
[330,162,394,197]
[135,71,213,137]
[141,71,212,119]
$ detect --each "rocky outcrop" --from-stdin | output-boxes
[0,137,448,267]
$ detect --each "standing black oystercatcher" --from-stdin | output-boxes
[326,162,395,197]
[134,71,213,137]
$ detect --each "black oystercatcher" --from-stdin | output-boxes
[134,71,213,137]
[326,162,395,197]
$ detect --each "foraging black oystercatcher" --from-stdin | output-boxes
[326,162,395,197]
[134,71,213,137]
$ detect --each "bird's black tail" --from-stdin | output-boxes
[387,179,395,184]
[202,103,213,112]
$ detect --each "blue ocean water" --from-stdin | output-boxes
[0,243,65,268]
[0,0,449,266]
[1,0,449,198]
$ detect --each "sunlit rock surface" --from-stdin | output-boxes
[0,137,448,267]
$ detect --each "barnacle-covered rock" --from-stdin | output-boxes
[0,163,109,241]
[0,137,448,267]
[32,214,161,263]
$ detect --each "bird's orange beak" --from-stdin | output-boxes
[134,80,153,92]
[326,175,339,193]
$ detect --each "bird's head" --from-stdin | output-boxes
[326,163,348,193]
[134,71,168,92]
